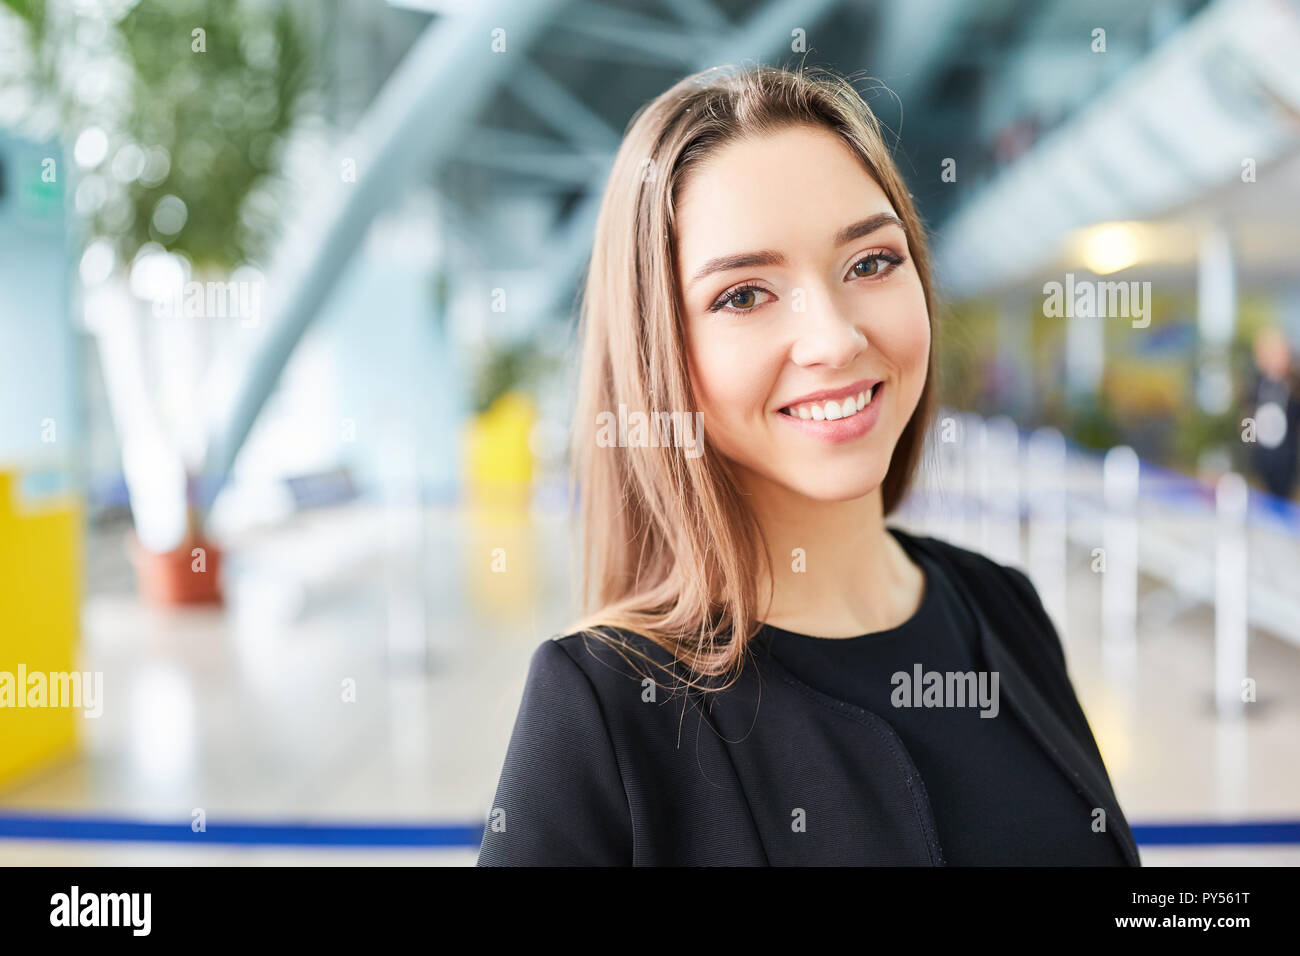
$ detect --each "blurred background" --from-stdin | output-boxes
[1,0,1298,865]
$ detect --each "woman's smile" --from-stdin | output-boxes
[775,381,884,443]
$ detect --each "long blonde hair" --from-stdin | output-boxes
[567,63,937,691]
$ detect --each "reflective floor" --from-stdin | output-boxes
[2,486,1298,866]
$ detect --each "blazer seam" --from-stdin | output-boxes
[553,637,638,865]
[763,657,946,866]
[697,691,773,865]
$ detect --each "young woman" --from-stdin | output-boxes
[477,64,1139,867]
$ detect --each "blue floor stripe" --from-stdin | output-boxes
[0,814,483,847]
[2,813,1299,848]
[1129,820,1300,846]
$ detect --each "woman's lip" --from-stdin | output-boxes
[776,377,882,411]
[774,384,883,443]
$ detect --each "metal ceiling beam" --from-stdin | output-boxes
[202,0,564,489]
[452,133,611,185]
[868,0,1020,107]
[661,0,730,33]
[512,58,621,149]
[553,0,704,65]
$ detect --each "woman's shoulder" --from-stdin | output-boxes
[533,624,693,696]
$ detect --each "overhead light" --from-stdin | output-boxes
[1080,222,1141,275]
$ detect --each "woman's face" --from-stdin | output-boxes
[675,123,931,504]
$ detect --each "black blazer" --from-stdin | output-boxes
[477,528,1141,866]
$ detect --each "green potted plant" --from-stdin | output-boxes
[2,0,318,603]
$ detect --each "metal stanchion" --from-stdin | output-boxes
[935,408,964,546]
[985,415,1021,567]
[1102,446,1139,668]
[1213,471,1251,815]
[962,412,987,552]
[1214,471,1249,719]
[1027,427,1067,629]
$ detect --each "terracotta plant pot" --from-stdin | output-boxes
[127,532,223,606]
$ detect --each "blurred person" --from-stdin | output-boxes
[478,65,1138,867]
[1247,326,1300,502]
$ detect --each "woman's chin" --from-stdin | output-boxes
[777,467,887,504]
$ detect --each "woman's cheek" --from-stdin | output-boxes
[873,282,930,380]
[891,291,931,425]
[689,325,777,456]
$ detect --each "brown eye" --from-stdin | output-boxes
[709,284,772,314]
[852,256,883,278]
[849,252,904,281]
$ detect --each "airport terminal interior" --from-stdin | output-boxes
[1,0,1298,865]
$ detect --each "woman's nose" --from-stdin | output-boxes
[788,286,868,369]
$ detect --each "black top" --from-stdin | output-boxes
[756,536,1127,866]
[477,528,1140,866]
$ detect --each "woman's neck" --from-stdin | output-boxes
[744,470,925,638]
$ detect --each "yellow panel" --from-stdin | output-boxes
[0,471,83,788]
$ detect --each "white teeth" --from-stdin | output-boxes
[782,384,880,422]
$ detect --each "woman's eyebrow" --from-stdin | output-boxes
[687,212,906,290]
[834,212,905,246]
[688,250,787,290]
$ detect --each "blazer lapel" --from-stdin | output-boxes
[924,542,1142,866]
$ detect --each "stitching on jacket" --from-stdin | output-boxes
[694,698,773,865]
[764,658,947,866]
[552,637,638,865]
